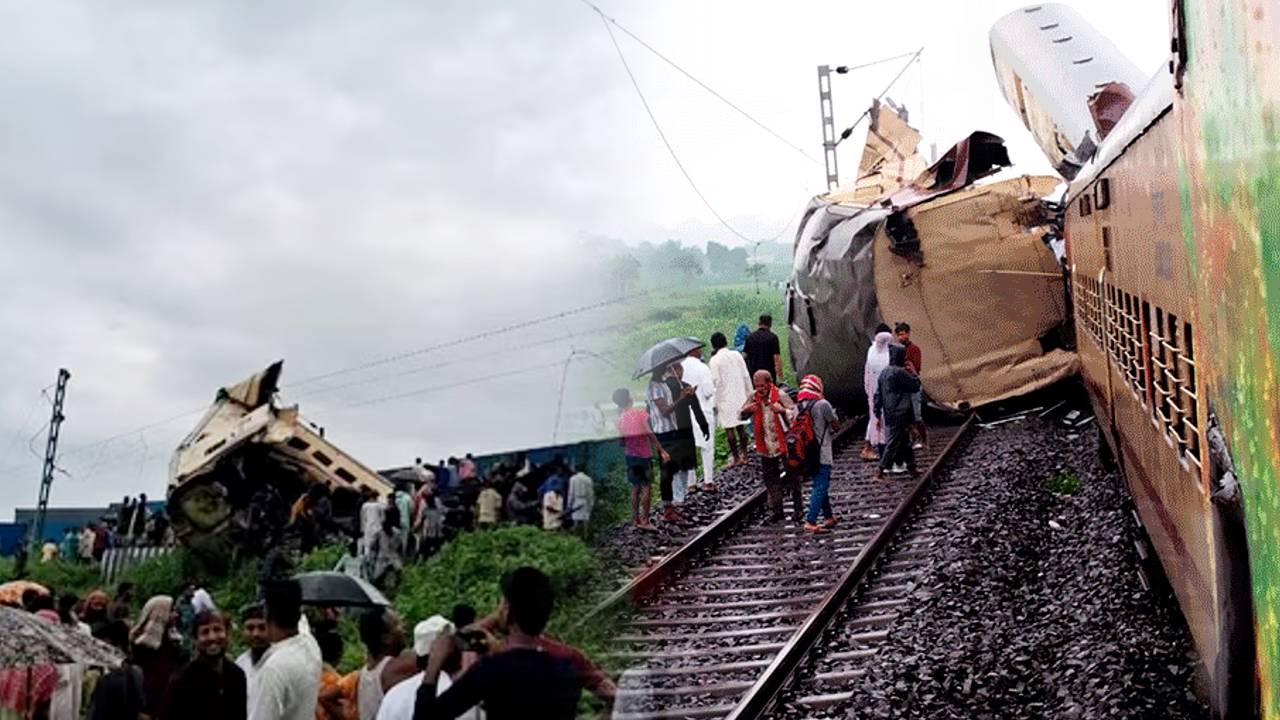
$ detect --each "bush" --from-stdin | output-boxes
[24,558,102,597]
[117,549,188,601]
[0,556,13,583]
[395,525,601,627]
[298,543,346,573]
[1045,470,1081,495]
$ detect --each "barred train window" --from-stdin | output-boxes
[1147,304,1203,470]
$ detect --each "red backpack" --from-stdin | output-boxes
[785,399,820,476]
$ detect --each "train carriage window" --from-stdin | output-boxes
[805,299,818,337]
[1151,307,1170,429]
[1080,194,1092,217]
[1095,178,1111,210]
[1166,314,1187,451]
[787,287,796,327]
[1101,227,1113,271]
[1182,322,1202,468]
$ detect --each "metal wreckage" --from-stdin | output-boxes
[166,361,391,550]
[786,98,1080,411]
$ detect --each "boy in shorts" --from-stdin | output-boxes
[614,387,669,532]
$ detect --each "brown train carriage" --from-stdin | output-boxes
[1064,77,1235,699]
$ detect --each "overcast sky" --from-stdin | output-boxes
[0,0,1169,518]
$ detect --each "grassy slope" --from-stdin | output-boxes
[615,282,789,467]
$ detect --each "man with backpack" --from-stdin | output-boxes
[792,375,839,534]
[741,369,801,523]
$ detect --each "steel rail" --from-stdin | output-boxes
[725,413,975,719]
[582,420,864,625]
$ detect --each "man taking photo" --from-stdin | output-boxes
[411,566,613,719]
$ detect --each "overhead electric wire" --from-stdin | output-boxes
[347,359,567,408]
[291,321,631,401]
[597,14,769,244]
[284,290,647,390]
[579,0,819,166]
[834,48,924,147]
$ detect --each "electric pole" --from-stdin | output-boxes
[33,369,70,545]
[817,65,840,191]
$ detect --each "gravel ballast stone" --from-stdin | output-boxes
[774,416,1209,720]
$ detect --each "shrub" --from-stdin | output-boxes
[395,525,601,628]
[24,558,102,597]
[298,543,346,573]
[0,556,13,583]
[1045,470,1081,495]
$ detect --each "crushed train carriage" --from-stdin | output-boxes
[166,361,391,546]
[787,99,1079,412]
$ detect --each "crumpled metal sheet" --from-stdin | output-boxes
[789,115,1076,410]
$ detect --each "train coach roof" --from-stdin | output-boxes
[1066,70,1173,201]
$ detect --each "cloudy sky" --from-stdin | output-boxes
[0,0,1169,518]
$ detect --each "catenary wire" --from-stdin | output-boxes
[578,0,819,166]
[598,14,784,244]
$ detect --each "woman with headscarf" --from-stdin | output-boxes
[130,595,185,719]
[862,327,895,461]
[797,375,840,534]
[82,589,111,634]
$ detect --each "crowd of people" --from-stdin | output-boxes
[27,495,173,571]
[617,315,930,534]
[340,457,597,593]
[4,566,610,720]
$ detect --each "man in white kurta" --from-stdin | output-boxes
[708,332,753,468]
[681,347,718,492]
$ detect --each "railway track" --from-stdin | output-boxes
[600,416,975,719]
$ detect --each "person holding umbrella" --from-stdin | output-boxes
[634,337,705,526]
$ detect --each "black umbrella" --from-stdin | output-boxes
[633,337,705,379]
[292,571,390,608]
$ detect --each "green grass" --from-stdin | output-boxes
[615,282,787,467]
[1044,470,1081,495]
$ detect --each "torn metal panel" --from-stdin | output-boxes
[989,3,1147,178]
[168,362,391,543]
[827,98,929,207]
[789,107,1076,410]
[871,175,1079,409]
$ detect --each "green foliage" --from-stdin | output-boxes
[395,525,601,625]
[299,543,346,573]
[393,526,617,718]
[117,549,188,600]
[1045,470,1082,495]
[0,555,13,583]
[24,558,102,597]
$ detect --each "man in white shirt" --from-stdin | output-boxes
[565,467,595,537]
[375,616,474,720]
[236,603,272,714]
[248,580,322,720]
[681,347,718,492]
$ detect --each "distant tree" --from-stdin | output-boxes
[608,253,642,294]
[745,261,767,294]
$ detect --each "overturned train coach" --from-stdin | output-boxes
[787,100,1078,413]
[167,361,391,547]
[993,3,1280,718]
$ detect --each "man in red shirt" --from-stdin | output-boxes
[895,323,928,450]
[613,388,669,532]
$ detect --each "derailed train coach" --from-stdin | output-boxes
[167,361,392,548]
[787,100,1078,412]
[992,3,1280,717]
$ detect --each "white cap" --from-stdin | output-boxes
[414,615,455,656]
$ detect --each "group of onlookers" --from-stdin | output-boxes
[346,459,597,592]
[617,314,932,534]
[5,565,607,720]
